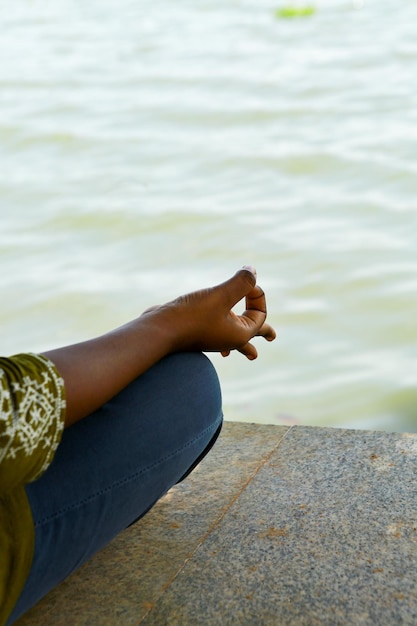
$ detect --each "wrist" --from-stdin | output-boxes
[137,304,184,355]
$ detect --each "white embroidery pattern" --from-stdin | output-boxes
[0,354,66,480]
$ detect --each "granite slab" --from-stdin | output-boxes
[16,423,417,626]
[15,422,289,625]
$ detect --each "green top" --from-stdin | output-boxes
[0,353,66,625]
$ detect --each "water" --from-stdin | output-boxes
[1,0,416,432]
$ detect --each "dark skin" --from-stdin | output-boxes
[43,267,276,428]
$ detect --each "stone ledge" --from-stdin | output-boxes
[16,422,417,625]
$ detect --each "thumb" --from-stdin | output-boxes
[218,266,257,309]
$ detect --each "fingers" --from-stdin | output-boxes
[218,267,257,310]
[223,267,276,340]
[223,343,258,360]
[238,342,258,360]
[218,266,276,359]
[218,268,266,327]
[245,284,267,315]
[257,321,277,342]
[241,284,268,333]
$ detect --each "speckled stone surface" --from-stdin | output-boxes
[16,423,417,626]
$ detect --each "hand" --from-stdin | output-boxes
[142,266,276,360]
[44,266,276,426]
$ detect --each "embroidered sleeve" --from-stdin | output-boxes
[0,353,66,492]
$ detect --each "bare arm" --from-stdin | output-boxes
[43,267,276,428]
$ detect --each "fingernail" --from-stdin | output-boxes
[242,265,257,276]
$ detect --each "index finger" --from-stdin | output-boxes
[242,285,267,330]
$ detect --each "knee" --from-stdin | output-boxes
[121,351,223,435]
[164,352,223,430]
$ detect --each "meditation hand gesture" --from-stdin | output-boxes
[143,266,276,360]
[44,267,276,426]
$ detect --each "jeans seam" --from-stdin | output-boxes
[33,412,222,527]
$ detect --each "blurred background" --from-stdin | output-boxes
[1,0,416,432]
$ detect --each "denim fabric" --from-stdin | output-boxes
[8,352,223,623]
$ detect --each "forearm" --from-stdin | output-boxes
[43,315,174,428]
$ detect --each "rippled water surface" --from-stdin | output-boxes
[1,0,416,431]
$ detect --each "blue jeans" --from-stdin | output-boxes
[8,353,223,624]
